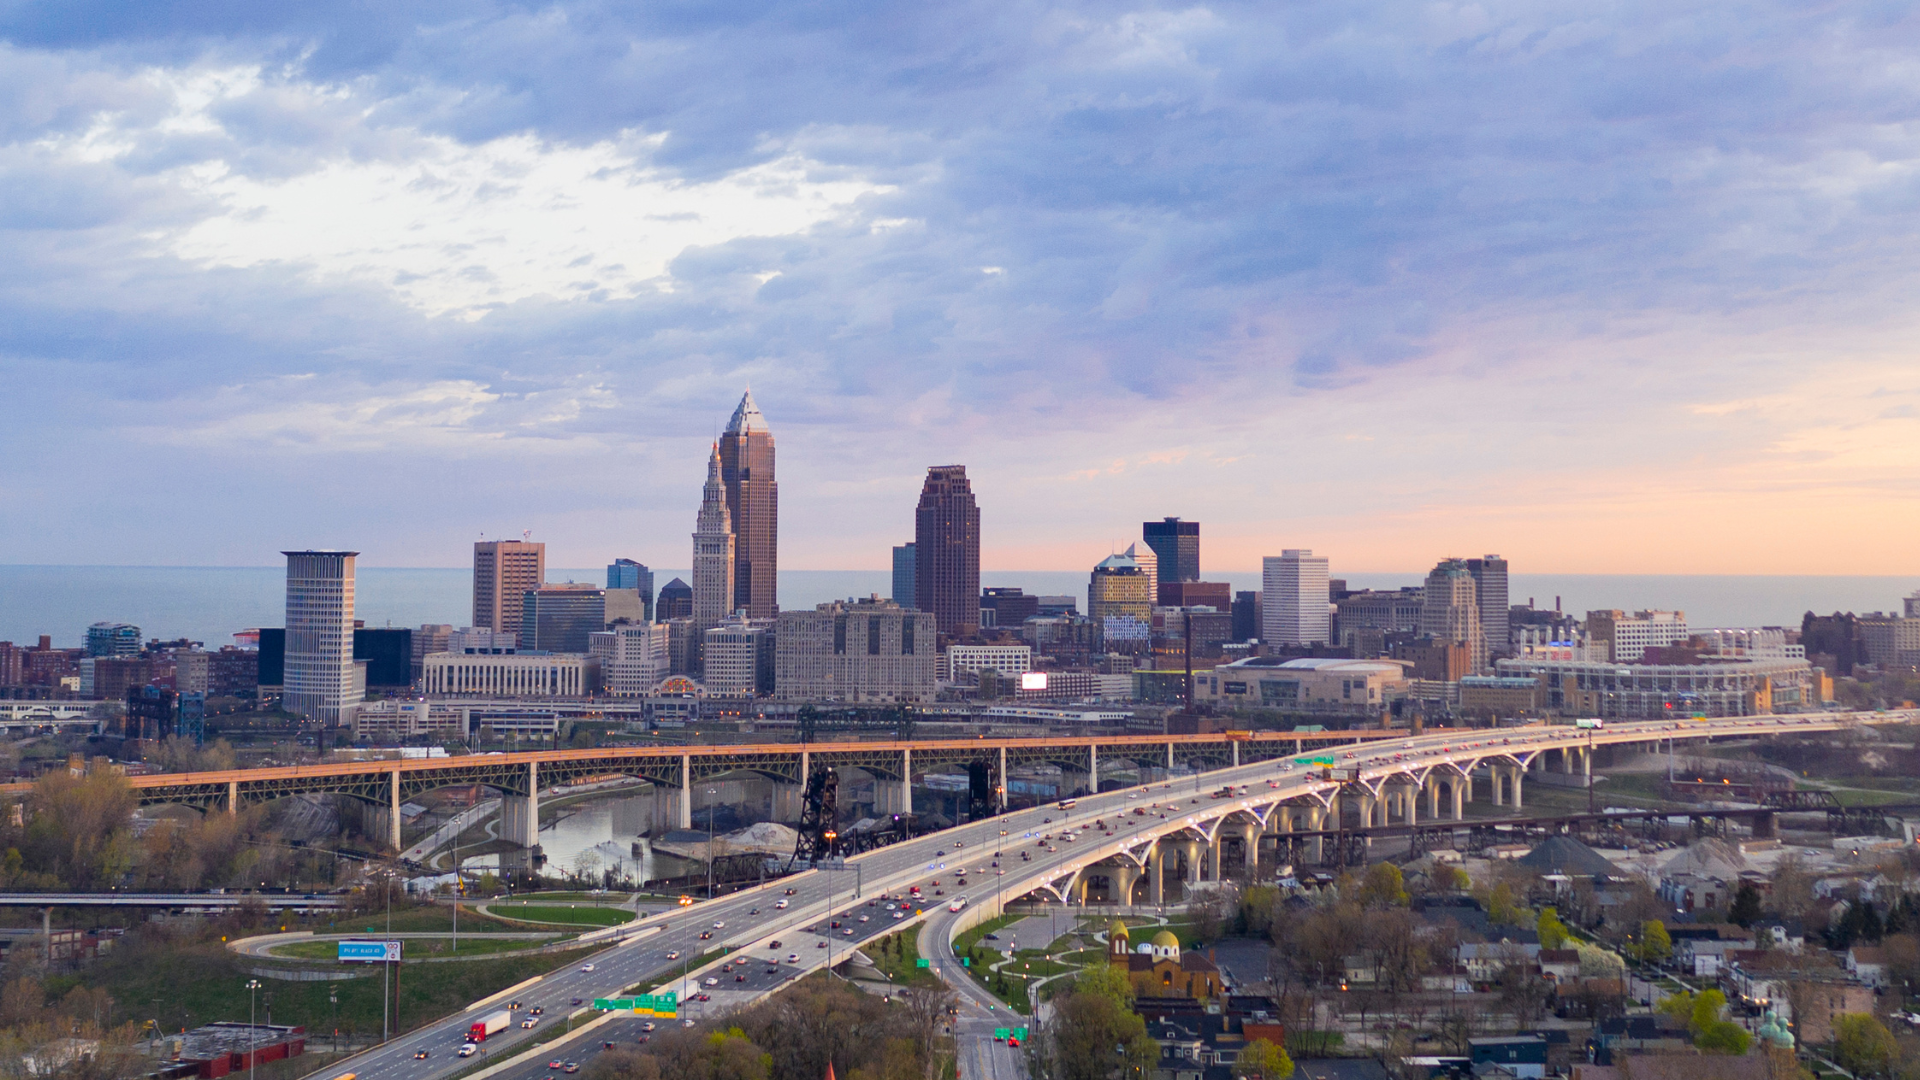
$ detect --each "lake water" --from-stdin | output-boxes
[3,564,1918,647]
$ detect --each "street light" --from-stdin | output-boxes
[245,979,262,1080]
[705,787,719,901]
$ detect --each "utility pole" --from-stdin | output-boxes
[245,979,261,1080]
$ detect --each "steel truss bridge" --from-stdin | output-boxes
[0,729,1418,849]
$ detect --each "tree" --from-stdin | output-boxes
[1695,1021,1751,1055]
[1728,881,1763,928]
[1075,960,1135,1009]
[1190,890,1233,945]
[1771,856,1815,918]
[1536,907,1570,950]
[1358,863,1409,909]
[1235,1038,1294,1080]
[1635,920,1672,964]
[1832,1014,1898,1079]
[1035,990,1156,1080]
[1688,988,1729,1034]
[899,985,957,1080]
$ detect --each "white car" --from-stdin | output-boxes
[459,1045,477,1058]
[786,953,800,963]
[774,899,789,909]
[580,963,596,972]
[666,950,681,960]
[713,920,726,929]
[706,976,720,987]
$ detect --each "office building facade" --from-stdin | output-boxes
[703,614,774,696]
[607,559,655,621]
[1466,555,1510,660]
[85,623,141,659]
[1088,553,1153,623]
[352,628,413,689]
[1421,559,1486,673]
[691,442,736,631]
[421,651,598,697]
[523,585,606,653]
[719,390,778,619]
[282,550,363,726]
[891,543,917,609]
[1262,549,1331,646]
[656,578,694,620]
[775,598,936,703]
[1142,517,1200,584]
[914,466,981,637]
[473,540,545,637]
[1586,610,1689,663]
[589,622,671,696]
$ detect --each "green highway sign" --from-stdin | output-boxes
[961,957,970,967]
[592,992,678,1017]
[915,958,930,968]
[994,1028,1008,1040]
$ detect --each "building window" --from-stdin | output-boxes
[869,619,882,656]
[903,620,915,655]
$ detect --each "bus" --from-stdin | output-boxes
[1574,718,1604,730]
[1057,798,1077,810]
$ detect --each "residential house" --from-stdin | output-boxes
[1459,941,1541,984]
[1468,1036,1547,1080]
[1846,945,1888,988]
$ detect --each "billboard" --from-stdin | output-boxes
[1020,671,1048,691]
[338,940,402,963]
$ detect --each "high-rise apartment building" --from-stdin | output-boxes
[523,584,606,653]
[692,443,737,631]
[1421,559,1485,673]
[719,391,778,619]
[607,559,654,620]
[282,550,363,727]
[1465,555,1510,660]
[1142,517,1200,584]
[473,540,545,637]
[85,623,142,658]
[914,466,981,637]
[1262,550,1331,646]
[891,543,917,609]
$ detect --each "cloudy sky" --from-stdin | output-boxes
[2,1,1918,577]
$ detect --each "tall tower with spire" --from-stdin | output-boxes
[692,442,736,632]
[719,390,778,618]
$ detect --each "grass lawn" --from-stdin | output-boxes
[485,904,636,927]
[858,929,942,989]
[270,936,561,960]
[54,937,605,1042]
[317,905,525,935]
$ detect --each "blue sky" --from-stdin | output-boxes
[3,1,1919,576]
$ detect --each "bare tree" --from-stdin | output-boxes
[900,985,957,1080]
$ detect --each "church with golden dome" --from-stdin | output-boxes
[1106,920,1224,1002]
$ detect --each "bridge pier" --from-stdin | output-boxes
[389,769,402,851]
[1152,843,1166,905]
[1404,787,1417,826]
[500,761,540,849]
[1451,778,1465,819]
[1111,865,1139,907]
[228,780,238,817]
[678,753,693,829]
[1511,767,1524,810]
[999,747,1010,811]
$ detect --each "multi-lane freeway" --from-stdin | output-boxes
[307,709,1912,1080]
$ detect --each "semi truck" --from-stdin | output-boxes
[469,1011,512,1042]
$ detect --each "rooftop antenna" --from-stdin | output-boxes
[522,529,532,543]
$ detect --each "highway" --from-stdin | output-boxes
[305,709,1910,1080]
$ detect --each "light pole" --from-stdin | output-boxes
[245,979,261,1080]
[824,830,838,977]
[328,986,337,1055]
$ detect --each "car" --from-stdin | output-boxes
[817,941,828,948]
[735,974,747,982]
[642,1022,656,1032]
[694,992,712,1002]
[784,886,798,895]
[713,920,726,929]
[831,920,841,928]
[983,933,998,940]
[666,950,681,960]
[459,1045,477,1058]
[953,840,964,847]
[510,1000,523,1010]
[522,1018,538,1028]
[1047,846,1057,852]
[604,1042,617,1050]
[787,953,800,963]
[580,963,596,972]
[530,1006,544,1016]
[706,977,721,986]
[565,1064,581,1074]
[774,899,789,909]
[843,928,855,936]
[892,912,905,920]
[859,915,870,922]
[748,909,759,916]
[415,1050,431,1059]
[770,939,782,948]
[1008,1036,1021,1048]
[700,931,713,940]
[571,997,584,1006]
[867,899,878,907]
[549,1061,565,1070]
[637,1035,651,1045]
[683,1019,697,1028]
[934,889,944,896]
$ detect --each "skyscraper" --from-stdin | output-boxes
[282,550,362,727]
[1142,517,1200,584]
[1262,549,1331,646]
[1421,558,1485,673]
[1088,553,1153,622]
[891,543,917,609]
[692,443,736,630]
[524,584,606,653]
[914,465,981,637]
[1124,542,1157,602]
[656,578,694,620]
[474,540,545,637]
[1465,555,1509,659]
[85,622,141,658]
[608,559,654,616]
[719,390,778,618]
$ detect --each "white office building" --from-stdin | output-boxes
[589,623,671,696]
[282,550,363,727]
[702,615,772,696]
[422,652,598,697]
[942,644,1034,681]
[1262,549,1330,646]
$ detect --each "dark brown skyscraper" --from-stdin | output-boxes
[719,390,778,618]
[914,465,980,637]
